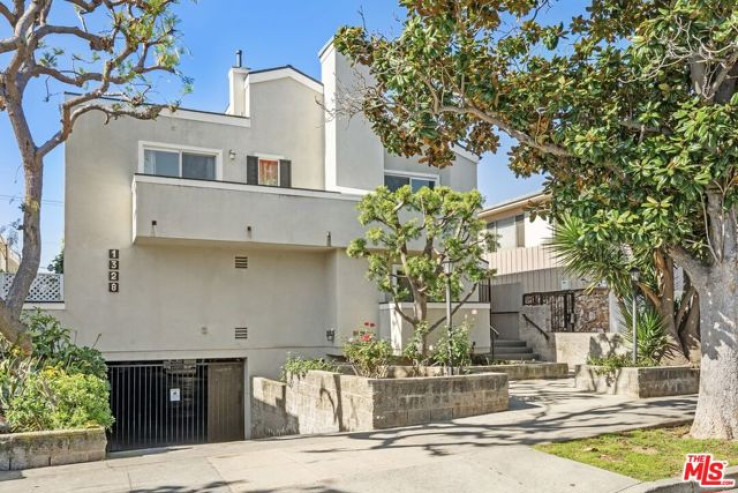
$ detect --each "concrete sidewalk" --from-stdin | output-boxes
[0,379,697,493]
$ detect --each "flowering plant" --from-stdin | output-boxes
[344,322,392,378]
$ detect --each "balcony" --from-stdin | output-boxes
[0,273,64,303]
[132,174,366,248]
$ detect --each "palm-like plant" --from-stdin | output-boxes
[620,298,668,366]
[549,214,632,297]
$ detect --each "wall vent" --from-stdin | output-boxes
[234,256,249,269]
[234,327,248,340]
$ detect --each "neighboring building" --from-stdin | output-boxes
[0,235,19,273]
[480,192,613,342]
[41,42,486,449]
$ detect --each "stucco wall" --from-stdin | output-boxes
[519,305,625,367]
[378,303,491,354]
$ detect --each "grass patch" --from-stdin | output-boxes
[535,425,738,482]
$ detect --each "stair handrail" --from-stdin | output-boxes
[489,324,499,361]
[522,313,550,342]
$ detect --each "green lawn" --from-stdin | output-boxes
[535,426,738,482]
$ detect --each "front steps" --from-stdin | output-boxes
[491,339,537,361]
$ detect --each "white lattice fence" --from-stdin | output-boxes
[0,273,63,302]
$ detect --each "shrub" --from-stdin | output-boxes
[587,354,631,375]
[25,310,107,379]
[0,312,113,433]
[280,355,337,381]
[430,323,472,369]
[344,331,392,378]
[5,367,113,432]
[620,299,668,366]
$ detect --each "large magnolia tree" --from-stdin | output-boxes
[0,0,190,351]
[336,0,738,439]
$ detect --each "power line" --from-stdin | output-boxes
[0,194,64,205]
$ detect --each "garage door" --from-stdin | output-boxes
[107,359,244,451]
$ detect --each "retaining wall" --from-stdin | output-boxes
[0,427,106,471]
[251,370,509,438]
[575,365,700,398]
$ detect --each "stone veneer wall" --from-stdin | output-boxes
[575,365,700,398]
[251,371,509,438]
[0,427,107,471]
[573,288,610,333]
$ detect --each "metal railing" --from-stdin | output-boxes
[0,273,64,303]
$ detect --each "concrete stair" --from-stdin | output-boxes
[491,339,537,361]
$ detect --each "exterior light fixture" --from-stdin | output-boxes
[326,328,335,343]
[228,149,237,161]
[629,267,641,364]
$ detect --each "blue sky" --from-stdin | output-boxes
[0,0,589,267]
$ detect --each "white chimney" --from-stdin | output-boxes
[227,50,250,117]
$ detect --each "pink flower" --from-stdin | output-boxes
[361,333,372,342]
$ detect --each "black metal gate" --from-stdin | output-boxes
[107,359,244,452]
[523,290,577,332]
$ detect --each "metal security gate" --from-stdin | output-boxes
[523,290,577,332]
[107,359,244,451]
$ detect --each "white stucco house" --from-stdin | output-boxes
[25,43,488,449]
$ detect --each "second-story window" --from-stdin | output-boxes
[246,155,292,188]
[384,173,437,192]
[258,158,279,186]
[143,147,217,180]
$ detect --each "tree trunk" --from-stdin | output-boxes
[414,295,429,356]
[656,253,690,365]
[678,289,701,365]
[690,268,738,439]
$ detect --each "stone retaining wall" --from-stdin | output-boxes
[251,371,509,438]
[384,363,568,380]
[575,365,700,398]
[0,427,107,470]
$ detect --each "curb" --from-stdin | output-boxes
[619,466,738,493]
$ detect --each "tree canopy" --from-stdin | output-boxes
[336,0,738,439]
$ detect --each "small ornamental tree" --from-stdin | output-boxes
[336,0,738,440]
[347,185,494,355]
[0,0,191,352]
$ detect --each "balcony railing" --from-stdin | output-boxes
[0,273,64,303]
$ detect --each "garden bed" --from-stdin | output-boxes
[535,425,738,483]
[251,370,509,438]
[0,427,107,470]
[384,362,568,380]
[575,365,699,398]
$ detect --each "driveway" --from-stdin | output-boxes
[0,378,696,493]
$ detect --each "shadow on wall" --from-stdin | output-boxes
[588,333,625,360]
[251,378,300,438]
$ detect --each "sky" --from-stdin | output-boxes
[0,0,587,268]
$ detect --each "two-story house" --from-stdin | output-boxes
[44,42,486,450]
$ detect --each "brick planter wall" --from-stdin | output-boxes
[251,371,509,438]
[575,365,700,398]
[0,427,107,471]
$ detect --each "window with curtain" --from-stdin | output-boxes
[258,159,279,186]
